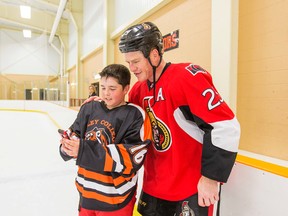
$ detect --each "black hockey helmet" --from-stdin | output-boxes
[118,22,163,58]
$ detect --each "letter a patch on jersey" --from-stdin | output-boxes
[185,64,207,76]
[156,87,165,102]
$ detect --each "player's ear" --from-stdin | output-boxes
[152,48,159,58]
[149,48,160,63]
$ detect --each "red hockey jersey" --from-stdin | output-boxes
[129,63,240,201]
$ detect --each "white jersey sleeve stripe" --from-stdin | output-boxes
[210,117,240,152]
[174,108,204,144]
[107,144,124,172]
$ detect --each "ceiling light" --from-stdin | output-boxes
[20,5,31,19]
[23,29,31,38]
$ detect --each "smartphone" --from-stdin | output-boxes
[58,129,70,139]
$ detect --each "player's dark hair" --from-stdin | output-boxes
[99,64,131,88]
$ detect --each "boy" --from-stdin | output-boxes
[59,64,151,216]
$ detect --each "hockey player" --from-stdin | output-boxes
[118,22,241,216]
[59,64,152,216]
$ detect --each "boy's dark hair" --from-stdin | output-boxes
[99,64,131,88]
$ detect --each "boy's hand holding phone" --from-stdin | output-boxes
[58,129,70,139]
[59,128,80,158]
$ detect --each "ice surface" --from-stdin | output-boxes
[0,111,78,216]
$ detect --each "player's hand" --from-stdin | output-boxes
[197,176,219,207]
[81,96,102,106]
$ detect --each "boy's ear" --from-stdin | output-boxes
[124,85,130,94]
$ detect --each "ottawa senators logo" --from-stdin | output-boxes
[143,97,171,151]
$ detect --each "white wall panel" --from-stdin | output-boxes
[82,0,104,56]
[113,0,163,29]
[68,20,77,69]
[81,0,164,59]
[0,29,60,76]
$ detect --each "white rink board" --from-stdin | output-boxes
[221,162,288,216]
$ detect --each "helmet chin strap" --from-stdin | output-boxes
[147,55,162,106]
[147,55,162,86]
[147,55,162,146]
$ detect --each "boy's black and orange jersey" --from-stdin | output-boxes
[60,101,151,211]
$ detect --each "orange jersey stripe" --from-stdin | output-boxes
[78,167,135,186]
[118,144,133,175]
[76,181,130,205]
[78,167,113,183]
